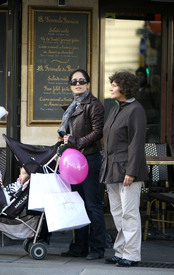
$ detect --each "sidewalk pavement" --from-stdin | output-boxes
[0,229,174,275]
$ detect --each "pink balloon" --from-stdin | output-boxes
[59,148,89,185]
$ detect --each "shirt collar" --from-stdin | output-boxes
[115,98,135,105]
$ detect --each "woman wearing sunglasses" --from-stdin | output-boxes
[58,69,106,260]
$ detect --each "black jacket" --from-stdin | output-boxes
[68,92,104,156]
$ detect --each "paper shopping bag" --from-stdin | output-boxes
[28,173,70,212]
[43,191,91,232]
[0,106,7,119]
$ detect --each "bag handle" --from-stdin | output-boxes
[56,174,71,192]
[43,153,60,173]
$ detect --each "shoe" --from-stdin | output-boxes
[86,252,104,260]
[117,258,139,267]
[105,256,121,264]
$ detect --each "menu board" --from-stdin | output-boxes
[0,10,7,122]
[28,8,91,124]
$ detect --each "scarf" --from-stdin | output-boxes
[58,89,89,137]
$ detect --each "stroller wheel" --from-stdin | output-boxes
[29,243,47,260]
[23,238,34,252]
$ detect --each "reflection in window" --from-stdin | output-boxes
[104,14,161,142]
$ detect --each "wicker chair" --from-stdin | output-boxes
[143,143,172,240]
[169,144,174,188]
[145,143,168,189]
[0,147,6,182]
[0,147,6,246]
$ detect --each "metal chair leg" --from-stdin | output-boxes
[143,200,151,241]
[161,201,166,234]
[155,200,160,230]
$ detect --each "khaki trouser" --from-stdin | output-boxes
[107,182,142,261]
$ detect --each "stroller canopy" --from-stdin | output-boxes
[3,134,59,175]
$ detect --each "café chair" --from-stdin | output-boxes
[0,147,6,182]
[144,143,168,190]
[168,144,174,188]
[143,143,170,241]
[143,192,174,240]
[0,147,6,247]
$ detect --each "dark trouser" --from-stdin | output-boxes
[69,152,106,257]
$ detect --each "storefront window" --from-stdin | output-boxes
[172,23,174,143]
[104,14,161,142]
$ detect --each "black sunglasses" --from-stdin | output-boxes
[70,79,87,86]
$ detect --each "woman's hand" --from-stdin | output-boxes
[4,110,8,117]
[57,133,64,142]
[123,175,135,186]
[63,134,71,144]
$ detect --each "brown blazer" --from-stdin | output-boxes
[100,100,148,184]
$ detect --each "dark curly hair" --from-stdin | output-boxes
[109,71,139,99]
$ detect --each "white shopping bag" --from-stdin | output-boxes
[0,106,7,119]
[43,191,91,232]
[28,173,70,212]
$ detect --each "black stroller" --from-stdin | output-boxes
[0,134,61,260]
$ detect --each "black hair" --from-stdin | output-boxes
[69,69,90,83]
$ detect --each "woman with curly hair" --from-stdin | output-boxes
[100,71,148,267]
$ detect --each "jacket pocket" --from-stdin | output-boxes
[112,157,128,183]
